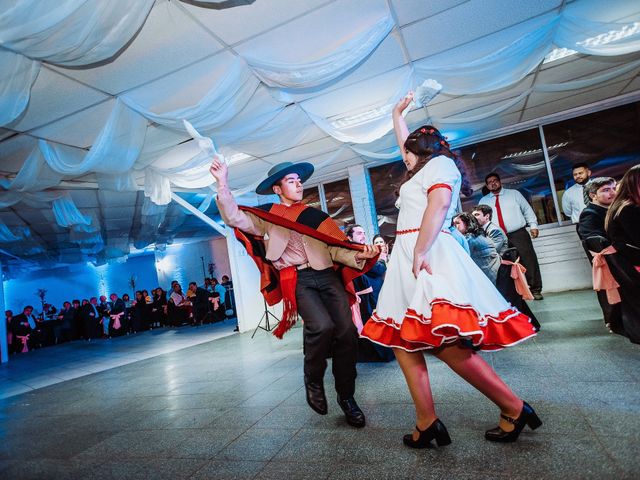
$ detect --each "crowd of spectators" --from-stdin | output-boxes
[4,276,236,355]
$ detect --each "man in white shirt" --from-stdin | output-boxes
[562,163,592,223]
[479,172,543,300]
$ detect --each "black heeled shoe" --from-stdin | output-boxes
[484,401,542,443]
[403,418,452,449]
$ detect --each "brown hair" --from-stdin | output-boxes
[403,125,473,196]
[605,164,640,231]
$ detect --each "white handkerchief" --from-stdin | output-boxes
[182,119,223,162]
[415,79,443,107]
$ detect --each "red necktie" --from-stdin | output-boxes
[494,194,508,233]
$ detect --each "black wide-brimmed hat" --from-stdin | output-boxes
[255,161,314,195]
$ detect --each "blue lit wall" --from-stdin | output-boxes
[3,254,158,313]
[154,238,231,291]
[2,238,231,314]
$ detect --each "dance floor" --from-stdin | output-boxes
[1,290,638,479]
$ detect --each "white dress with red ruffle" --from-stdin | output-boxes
[361,155,537,352]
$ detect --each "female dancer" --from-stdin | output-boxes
[361,92,540,448]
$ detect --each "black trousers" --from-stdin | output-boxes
[507,227,543,294]
[495,264,541,331]
[295,267,358,399]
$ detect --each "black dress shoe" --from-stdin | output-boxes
[403,418,451,449]
[337,396,366,428]
[485,401,542,443]
[304,378,327,415]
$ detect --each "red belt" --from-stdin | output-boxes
[396,228,451,235]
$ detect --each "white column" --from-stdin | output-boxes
[0,263,8,363]
[347,163,379,242]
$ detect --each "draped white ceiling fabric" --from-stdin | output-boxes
[1,0,640,268]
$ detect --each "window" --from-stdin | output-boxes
[323,179,354,230]
[302,186,321,211]
[368,161,406,241]
[457,128,557,225]
[544,101,640,222]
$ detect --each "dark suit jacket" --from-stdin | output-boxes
[10,314,32,337]
[607,204,640,265]
[194,287,212,309]
[577,203,608,241]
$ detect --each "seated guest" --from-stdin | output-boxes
[71,299,82,340]
[169,282,192,326]
[577,177,623,334]
[151,288,168,327]
[56,301,74,344]
[37,304,58,347]
[130,291,147,332]
[79,299,91,340]
[208,279,226,323]
[189,281,213,325]
[472,204,508,255]
[142,290,152,329]
[453,213,501,284]
[108,293,126,337]
[98,295,110,337]
[210,278,226,307]
[10,306,35,353]
[42,303,57,320]
[605,165,640,343]
[121,293,133,333]
[85,297,103,340]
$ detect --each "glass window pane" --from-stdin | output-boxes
[369,161,406,242]
[302,186,321,210]
[323,178,354,230]
[544,101,640,222]
[457,128,557,225]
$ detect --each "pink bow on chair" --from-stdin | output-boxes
[211,297,220,310]
[501,258,534,301]
[350,287,373,334]
[110,312,124,330]
[16,334,30,353]
[589,246,621,304]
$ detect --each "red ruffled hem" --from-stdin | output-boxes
[360,298,537,352]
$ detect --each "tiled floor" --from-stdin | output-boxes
[0,322,237,399]
[1,290,639,479]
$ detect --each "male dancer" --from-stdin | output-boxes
[211,157,378,428]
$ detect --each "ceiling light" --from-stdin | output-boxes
[543,47,577,63]
[330,104,393,129]
[500,142,569,160]
[544,21,640,64]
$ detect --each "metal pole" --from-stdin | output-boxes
[170,192,227,236]
[538,124,563,226]
[318,183,328,213]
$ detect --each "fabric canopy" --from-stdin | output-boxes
[1,0,640,267]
